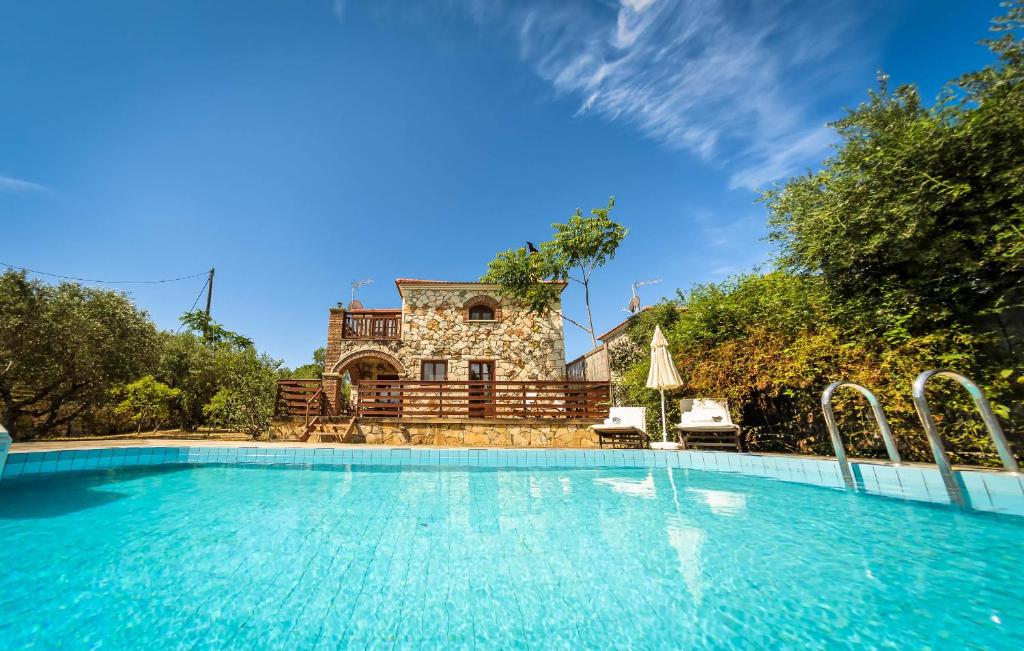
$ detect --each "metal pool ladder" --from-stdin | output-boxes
[821,370,1019,505]
[912,369,1019,505]
[821,381,902,490]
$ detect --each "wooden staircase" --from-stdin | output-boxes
[275,380,326,441]
[275,379,357,443]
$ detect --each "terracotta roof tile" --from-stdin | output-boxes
[394,278,566,296]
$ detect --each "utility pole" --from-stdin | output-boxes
[205,268,215,320]
[201,268,215,341]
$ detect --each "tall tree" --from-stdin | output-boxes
[483,196,627,346]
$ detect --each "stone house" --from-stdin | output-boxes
[273,277,610,446]
[321,279,569,413]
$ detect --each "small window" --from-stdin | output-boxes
[421,360,447,381]
[468,305,494,321]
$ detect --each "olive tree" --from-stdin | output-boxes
[0,270,158,440]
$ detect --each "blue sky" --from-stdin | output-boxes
[0,0,1004,367]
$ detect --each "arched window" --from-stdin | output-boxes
[469,304,495,321]
[464,295,501,322]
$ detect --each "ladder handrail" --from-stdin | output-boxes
[912,369,1019,474]
[821,381,900,490]
[822,381,902,466]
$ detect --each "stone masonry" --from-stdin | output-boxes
[321,280,568,410]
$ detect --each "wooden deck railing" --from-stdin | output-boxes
[343,311,401,340]
[355,380,609,420]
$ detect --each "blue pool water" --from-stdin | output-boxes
[0,463,1021,649]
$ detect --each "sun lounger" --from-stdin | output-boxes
[590,407,649,449]
[676,399,742,452]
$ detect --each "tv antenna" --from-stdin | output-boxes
[350,278,373,304]
[626,278,662,313]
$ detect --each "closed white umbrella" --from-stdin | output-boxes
[646,325,683,446]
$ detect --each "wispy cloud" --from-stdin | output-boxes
[728,125,836,190]
[385,0,877,190]
[0,174,46,193]
[332,0,347,22]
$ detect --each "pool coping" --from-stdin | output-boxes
[3,439,1023,518]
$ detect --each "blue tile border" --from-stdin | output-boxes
[2,444,1022,518]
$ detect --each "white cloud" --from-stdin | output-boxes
[0,174,46,193]
[728,125,836,190]
[391,0,876,190]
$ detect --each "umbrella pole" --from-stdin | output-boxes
[660,388,668,444]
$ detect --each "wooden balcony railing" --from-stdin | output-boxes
[343,311,401,340]
[355,380,610,420]
[274,379,324,418]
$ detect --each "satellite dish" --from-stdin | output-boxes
[625,279,662,313]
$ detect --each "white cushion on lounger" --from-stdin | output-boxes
[674,423,740,432]
[590,407,647,433]
[677,399,739,431]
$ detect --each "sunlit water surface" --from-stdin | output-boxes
[0,464,1021,649]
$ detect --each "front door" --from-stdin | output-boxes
[468,361,495,418]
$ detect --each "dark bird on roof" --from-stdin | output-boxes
[527,241,539,254]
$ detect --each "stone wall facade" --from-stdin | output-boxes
[322,282,567,410]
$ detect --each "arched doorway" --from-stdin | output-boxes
[331,350,405,415]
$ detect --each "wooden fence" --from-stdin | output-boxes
[356,380,609,420]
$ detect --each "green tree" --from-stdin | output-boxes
[154,330,222,430]
[0,270,158,440]
[201,349,281,439]
[483,196,627,345]
[111,375,182,433]
[179,309,254,349]
[156,312,267,430]
[762,6,1024,351]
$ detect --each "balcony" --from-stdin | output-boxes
[355,380,610,420]
[343,310,401,340]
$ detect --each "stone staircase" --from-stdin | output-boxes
[305,417,357,444]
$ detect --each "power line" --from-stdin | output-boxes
[186,277,211,313]
[176,276,211,334]
[0,261,209,285]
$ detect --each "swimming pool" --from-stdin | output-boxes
[1,459,1021,649]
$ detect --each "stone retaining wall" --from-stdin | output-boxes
[270,418,306,441]
[349,418,601,448]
